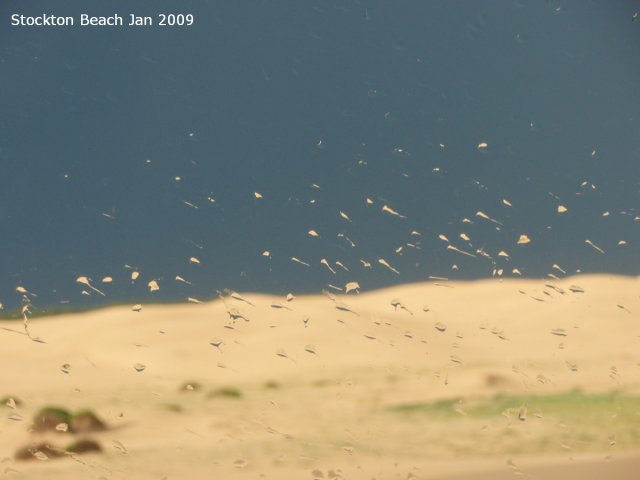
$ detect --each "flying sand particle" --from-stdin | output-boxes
[517,234,531,245]
[378,258,400,274]
[434,322,447,332]
[76,276,106,296]
[337,233,356,247]
[335,261,349,271]
[585,239,605,254]
[447,245,476,257]
[551,328,567,337]
[320,259,336,274]
[227,290,255,306]
[476,211,502,225]
[381,205,406,218]
[291,257,310,267]
[175,275,192,285]
[182,200,198,209]
[345,281,360,293]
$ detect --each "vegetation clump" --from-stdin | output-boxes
[31,407,107,433]
[208,387,242,399]
[14,442,64,461]
[70,410,107,433]
[15,438,103,461]
[66,438,102,454]
[32,407,72,433]
[0,396,22,407]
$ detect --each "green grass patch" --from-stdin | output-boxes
[388,390,640,420]
[32,406,73,432]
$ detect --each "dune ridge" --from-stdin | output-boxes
[1,274,639,479]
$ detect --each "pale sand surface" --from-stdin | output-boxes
[1,275,639,479]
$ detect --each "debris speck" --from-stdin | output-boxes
[551,328,567,337]
[345,281,360,293]
[517,234,531,245]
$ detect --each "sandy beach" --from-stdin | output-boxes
[1,274,639,479]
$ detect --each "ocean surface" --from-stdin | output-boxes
[1,0,639,313]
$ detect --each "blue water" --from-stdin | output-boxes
[1,0,639,313]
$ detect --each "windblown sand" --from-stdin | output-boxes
[1,275,639,479]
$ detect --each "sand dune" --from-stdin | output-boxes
[1,275,639,479]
